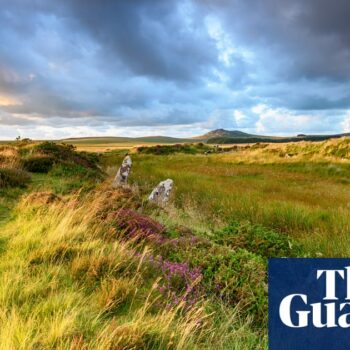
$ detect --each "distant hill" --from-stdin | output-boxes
[195,128,286,141]
[195,129,259,140]
[61,136,195,144]
[203,130,350,144]
[59,129,350,146]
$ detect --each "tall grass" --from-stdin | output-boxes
[0,187,264,349]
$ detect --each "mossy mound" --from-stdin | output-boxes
[22,142,104,179]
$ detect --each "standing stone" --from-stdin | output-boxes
[148,179,173,206]
[112,155,132,187]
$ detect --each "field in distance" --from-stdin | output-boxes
[62,136,195,151]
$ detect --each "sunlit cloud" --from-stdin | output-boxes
[0,95,21,107]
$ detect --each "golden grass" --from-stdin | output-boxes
[0,186,264,349]
[0,145,20,168]
[72,142,172,153]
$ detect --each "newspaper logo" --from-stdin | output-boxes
[269,258,350,350]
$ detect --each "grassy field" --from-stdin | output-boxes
[1,137,350,349]
[100,138,350,257]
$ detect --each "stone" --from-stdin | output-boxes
[148,179,173,206]
[112,155,132,187]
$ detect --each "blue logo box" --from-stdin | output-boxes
[269,258,350,350]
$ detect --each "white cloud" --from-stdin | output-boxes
[340,111,350,133]
[252,104,342,135]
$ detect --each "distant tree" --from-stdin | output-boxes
[14,136,32,146]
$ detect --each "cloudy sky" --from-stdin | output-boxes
[1,0,350,139]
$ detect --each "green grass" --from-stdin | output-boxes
[102,150,350,256]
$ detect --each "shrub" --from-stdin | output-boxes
[49,162,102,180]
[34,142,100,170]
[110,208,166,242]
[164,242,267,324]
[214,221,304,258]
[203,248,267,323]
[136,143,212,155]
[34,141,76,160]
[137,225,267,324]
[142,254,204,309]
[0,167,31,188]
[22,155,54,173]
[29,142,104,180]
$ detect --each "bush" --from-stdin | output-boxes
[214,221,304,258]
[0,167,31,188]
[110,208,166,241]
[22,155,54,173]
[17,141,104,180]
[34,141,76,160]
[143,227,268,324]
[34,142,100,170]
[49,162,103,180]
[158,239,267,324]
[201,248,267,323]
[136,143,212,155]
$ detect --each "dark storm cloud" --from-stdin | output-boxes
[1,0,350,138]
[61,0,219,83]
[201,0,350,82]
[0,0,224,129]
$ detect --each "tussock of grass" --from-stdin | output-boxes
[0,145,20,168]
[0,168,31,188]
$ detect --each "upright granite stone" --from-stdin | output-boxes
[112,155,132,187]
[148,179,173,206]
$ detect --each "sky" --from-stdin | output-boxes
[1,0,350,139]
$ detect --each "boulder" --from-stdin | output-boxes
[112,155,132,187]
[148,179,173,206]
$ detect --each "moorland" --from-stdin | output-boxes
[1,136,350,349]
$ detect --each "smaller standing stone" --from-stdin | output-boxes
[112,155,132,187]
[148,179,174,207]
